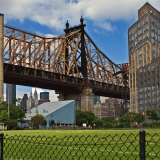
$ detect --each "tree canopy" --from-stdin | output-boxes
[0,101,25,128]
[30,114,45,129]
[146,110,159,121]
[119,112,145,127]
[76,110,97,126]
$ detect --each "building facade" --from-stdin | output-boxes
[93,95,100,105]
[129,3,160,115]
[6,84,16,104]
[38,92,50,105]
[34,88,38,106]
[26,92,35,110]
[93,98,121,118]
[40,92,49,100]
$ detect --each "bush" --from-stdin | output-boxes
[141,122,150,128]
[151,122,160,128]
[103,123,112,128]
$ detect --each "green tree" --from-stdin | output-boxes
[0,110,18,129]
[49,119,55,128]
[119,112,135,127]
[134,113,145,127]
[0,101,25,120]
[102,117,115,123]
[0,110,10,127]
[30,114,45,129]
[42,119,47,128]
[6,119,18,129]
[76,110,97,126]
[92,119,103,128]
[146,110,159,122]
[0,102,25,129]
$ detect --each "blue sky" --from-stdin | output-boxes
[1,0,160,101]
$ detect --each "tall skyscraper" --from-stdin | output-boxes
[129,3,160,115]
[26,91,35,110]
[6,84,16,104]
[34,88,38,106]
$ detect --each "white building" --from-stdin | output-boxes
[25,100,76,128]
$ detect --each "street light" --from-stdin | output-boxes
[7,84,9,117]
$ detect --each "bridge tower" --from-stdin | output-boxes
[0,14,4,101]
[58,17,94,112]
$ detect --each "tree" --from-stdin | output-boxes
[76,110,97,126]
[0,101,25,129]
[0,110,18,129]
[134,113,145,127]
[42,119,47,128]
[0,101,25,120]
[102,117,115,123]
[49,119,55,128]
[119,112,136,127]
[92,119,103,128]
[0,110,10,127]
[146,110,159,122]
[30,114,45,129]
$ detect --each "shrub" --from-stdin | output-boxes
[151,122,160,128]
[141,122,150,128]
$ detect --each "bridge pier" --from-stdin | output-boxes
[80,87,93,112]
[0,14,4,101]
[57,87,93,112]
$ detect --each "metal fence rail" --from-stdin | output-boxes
[0,130,159,160]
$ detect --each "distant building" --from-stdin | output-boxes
[34,88,38,106]
[26,91,35,110]
[38,92,50,105]
[6,84,16,105]
[40,92,49,100]
[93,101,108,119]
[21,94,28,111]
[93,98,122,118]
[93,95,100,105]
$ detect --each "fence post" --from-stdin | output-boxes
[0,133,3,160]
[139,130,146,160]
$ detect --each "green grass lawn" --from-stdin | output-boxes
[1,129,160,160]
[1,128,160,136]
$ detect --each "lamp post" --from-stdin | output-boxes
[7,84,9,117]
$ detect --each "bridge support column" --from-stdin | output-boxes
[80,87,93,112]
[0,14,4,101]
[57,87,93,112]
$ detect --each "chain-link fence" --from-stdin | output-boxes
[0,130,159,160]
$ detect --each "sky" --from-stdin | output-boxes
[1,0,160,101]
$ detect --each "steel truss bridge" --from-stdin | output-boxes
[3,16,129,113]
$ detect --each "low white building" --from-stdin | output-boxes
[25,100,76,128]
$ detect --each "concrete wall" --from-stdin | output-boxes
[0,14,4,101]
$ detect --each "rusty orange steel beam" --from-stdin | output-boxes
[3,25,128,86]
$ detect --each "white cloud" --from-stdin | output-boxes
[93,21,116,33]
[1,0,160,32]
